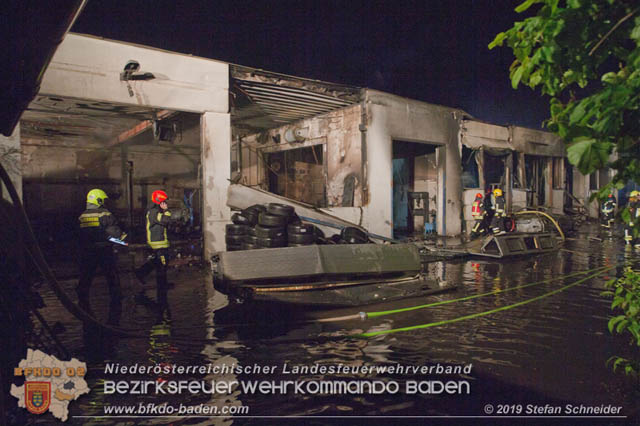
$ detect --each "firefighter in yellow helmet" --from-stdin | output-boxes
[490,188,506,235]
[625,190,640,247]
[77,189,127,323]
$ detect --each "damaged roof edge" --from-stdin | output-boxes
[231,64,362,103]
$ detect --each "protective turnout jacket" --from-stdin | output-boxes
[493,195,506,217]
[602,198,616,215]
[471,200,484,218]
[146,204,172,249]
[78,204,124,247]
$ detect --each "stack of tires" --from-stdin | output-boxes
[225,223,249,251]
[254,203,298,248]
[225,203,371,251]
[287,223,317,247]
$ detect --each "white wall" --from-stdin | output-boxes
[41,33,228,114]
[37,33,231,255]
[362,90,463,237]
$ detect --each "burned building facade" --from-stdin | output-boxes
[0,33,602,257]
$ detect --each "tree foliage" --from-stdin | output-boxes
[489,0,640,196]
[490,0,640,380]
[602,268,640,378]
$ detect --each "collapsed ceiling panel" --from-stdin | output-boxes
[21,96,171,144]
[231,65,362,137]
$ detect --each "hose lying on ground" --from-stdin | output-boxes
[0,162,146,338]
[356,266,614,337]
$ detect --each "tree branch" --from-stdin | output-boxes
[589,8,638,56]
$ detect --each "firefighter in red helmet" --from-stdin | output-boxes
[135,189,174,317]
[470,193,487,239]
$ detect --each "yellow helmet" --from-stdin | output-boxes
[630,190,640,198]
[87,188,108,206]
[493,188,503,197]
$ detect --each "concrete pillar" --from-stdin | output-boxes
[443,121,462,236]
[0,125,21,202]
[362,104,393,238]
[201,112,231,259]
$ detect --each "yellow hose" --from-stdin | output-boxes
[514,210,565,241]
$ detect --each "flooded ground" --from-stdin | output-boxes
[22,223,640,424]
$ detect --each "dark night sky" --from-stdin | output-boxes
[71,0,550,129]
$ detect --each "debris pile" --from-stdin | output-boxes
[225,203,372,251]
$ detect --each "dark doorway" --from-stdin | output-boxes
[525,155,547,207]
[392,141,437,239]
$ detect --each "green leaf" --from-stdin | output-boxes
[569,101,587,125]
[489,32,507,49]
[608,315,626,333]
[567,0,580,8]
[601,72,617,84]
[631,21,640,41]
[515,0,539,13]
[511,65,525,89]
[621,208,631,224]
[566,138,611,175]
[540,46,554,62]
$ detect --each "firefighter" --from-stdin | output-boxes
[625,190,640,247]
[490,188,506,235]
[470,193,486,239]
[77,189,127,322]
[135,190,174,316]
[601,192,616,229]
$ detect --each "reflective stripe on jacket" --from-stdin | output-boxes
[78,204,123,247]
[602,200,616,214]
[146,204,172,249]
[471,200,484,218]
[493,196,506,216]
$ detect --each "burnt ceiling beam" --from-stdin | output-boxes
[108,109,174,147]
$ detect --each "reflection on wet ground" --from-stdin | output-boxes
[27,224,640,424]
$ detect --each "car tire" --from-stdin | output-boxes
[288,233,316,244]
[226,224,249,235]
[258,212,288,227]
[232,213,252,226]
[256,236,287,248]
[248,204,267,212]
[267,203,294,217]
[241,242,259,250]
[255,225,286,239]
[287,223,315,234]
[226,243,242,252]
[243,235,259,244]
[225,234,245,244]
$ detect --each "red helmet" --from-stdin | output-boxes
[151,190,168,204]
[475,193,483,199]
[608,193,614,198]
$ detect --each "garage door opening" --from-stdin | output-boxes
[392,140,438,239]
[19,96,203,266]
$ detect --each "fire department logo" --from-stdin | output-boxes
[25,382,51,414]
[11,349,90,422]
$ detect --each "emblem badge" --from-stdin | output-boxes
[25,382,51,415]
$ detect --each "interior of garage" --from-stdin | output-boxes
[19,95,203,270]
